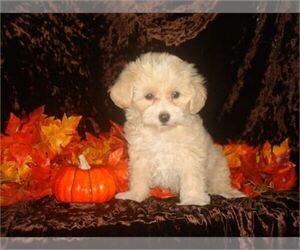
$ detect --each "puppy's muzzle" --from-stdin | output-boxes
[159,112,170,124]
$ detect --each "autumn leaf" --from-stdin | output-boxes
[31,143,56,168]
[82,146,104,165]
[110,158,128,192]
[109,120,124,138]
[261,141,272,165]
[5,113,21,135]
[230,172,245,190]
[0,161,18,182]
[107,148,124,166]
[226,138,297,197]
[28,105,45,122]
[40,114,81,153]
[8,143,32,164]
[41,116,60,127]
[0,157,32,183]
[223,143,257,169]
[30,165,51,181]
[0,181,53,206]
[241,185,259,197]
[59,132,111,166]
[0,183,25,206]
[21,106,45,133]
[82,133,110,165]
[269,162,297,191]
[1,132,35,148]
[150,187,176,199]
[106,121,127,150]
[273,138,290,159]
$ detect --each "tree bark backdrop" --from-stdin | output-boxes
[1,14,299,163]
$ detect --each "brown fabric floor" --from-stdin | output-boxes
[1,190,299,237]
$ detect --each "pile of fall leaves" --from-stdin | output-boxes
[0,106,297,206]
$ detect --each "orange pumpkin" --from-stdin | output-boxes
[53,155,116,203]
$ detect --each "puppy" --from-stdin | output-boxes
[109,52,244,205]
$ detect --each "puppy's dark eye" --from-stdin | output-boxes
[145,93,154,100]
[171,91,180,99]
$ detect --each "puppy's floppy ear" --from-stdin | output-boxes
[189,74,207,114]
[109,68,134,109]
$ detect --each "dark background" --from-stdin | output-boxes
[1,14,299,163]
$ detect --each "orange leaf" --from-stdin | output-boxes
[270,162,297,191]
[261,141,272,165]
[242,185,258,197]
[108,148,124,166]
[150,187,176,199]
[8,143,32,164]
[226,155,241,168]
[5,113,21,135]
[111,158,128,192]
[31,165,51,181]
[31,143,56,167]
[109,120,124,138]
[230,172,245,189]
[28,105,45,122]
[0,183,25,206]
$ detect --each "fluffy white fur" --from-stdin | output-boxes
[109,52,244,206]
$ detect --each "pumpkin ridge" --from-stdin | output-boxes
[58,167,70,201]
[103,168,115,202]
[64,166,76,201]
[102,169,109,202]
[53,167,64,199]
[106,169,117,199]
[58,168,66,201]
[70,166,77,202]
[94,168,104,202]
[87,167,93,202]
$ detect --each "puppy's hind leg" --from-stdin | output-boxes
[207,154,245,198]
[208,174,245,198]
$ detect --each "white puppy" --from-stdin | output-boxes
[109,52,244,205]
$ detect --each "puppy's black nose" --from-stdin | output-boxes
[159,112,170,124]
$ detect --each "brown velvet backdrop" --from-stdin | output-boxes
[1,13,299,161]
[1,13,299,238]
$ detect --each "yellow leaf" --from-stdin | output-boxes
[18,155,33,181]
[273,138,290,158]
[226,155,242,168]
[1,161,18,182]
[0,156,32,183]
[61,114,81,133]
[41,116,60,126]
[82,146,104,165]
[40,114,81,153]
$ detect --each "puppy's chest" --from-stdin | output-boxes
[141,133,182,190]
[142,132,179,158]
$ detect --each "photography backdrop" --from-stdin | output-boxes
[1,13,299,238]
[2,14,298,160]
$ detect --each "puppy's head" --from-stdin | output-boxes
[109,52,207,127]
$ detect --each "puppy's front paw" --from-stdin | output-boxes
[115,191,148,203]
[220,189,246,199]
[178,193,211,206]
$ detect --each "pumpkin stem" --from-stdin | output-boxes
[78,154,91,170]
